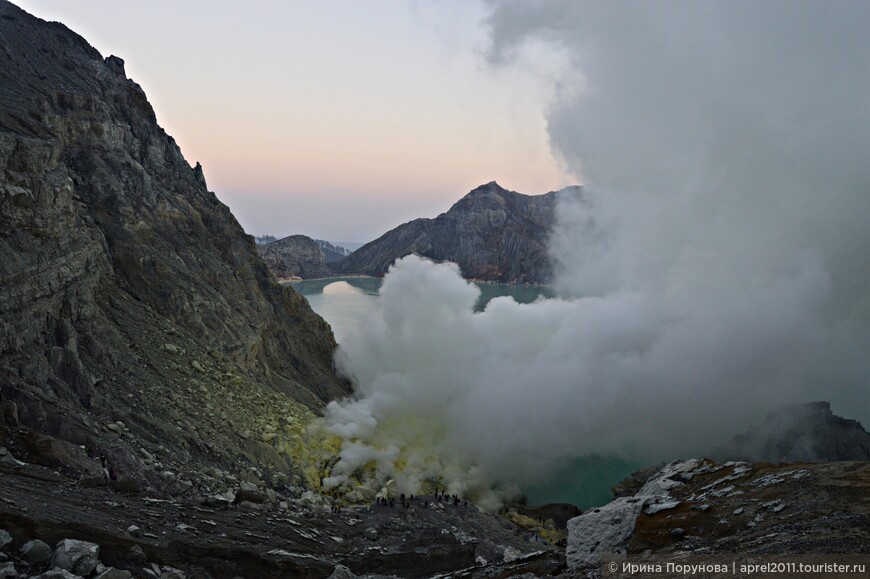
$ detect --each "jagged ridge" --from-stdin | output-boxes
[333,181,577,284]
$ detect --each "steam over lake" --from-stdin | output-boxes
[290,277,552,342]
[289,276,638,508]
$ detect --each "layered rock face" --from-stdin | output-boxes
[716,401,870,463]
[333,181,576,284]
[257,235,335,280]
[0,1,348,485]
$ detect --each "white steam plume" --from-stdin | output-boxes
[321,1,870,505]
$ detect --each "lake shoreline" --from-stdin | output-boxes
[284,274,552,290]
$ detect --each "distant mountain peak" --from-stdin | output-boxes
[333,183,579,284]
[478,180,504,189]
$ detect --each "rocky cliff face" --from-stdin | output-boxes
[257,235,335,280]
[0,0,349,488]
[716,401,870,463]
[333,182,576,284]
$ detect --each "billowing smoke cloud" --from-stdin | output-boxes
[321,1,870,505]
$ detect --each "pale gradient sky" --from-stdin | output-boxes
[15,0,571,242]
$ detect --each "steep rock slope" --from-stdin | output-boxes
[257,234,335,280]
[333,181,576,284]
[716,401,870,463]
[0,1,349,486]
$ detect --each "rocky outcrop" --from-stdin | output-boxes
[0,0,348,489]
[333,182,579,284]
[716,401,870,463]
[567,458,870,572]
[257,235,335,280]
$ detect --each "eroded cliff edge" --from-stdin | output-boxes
[0,0,350,487]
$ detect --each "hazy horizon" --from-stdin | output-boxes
[14,0,571,242]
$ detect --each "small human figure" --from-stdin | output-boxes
[108,465,118,481]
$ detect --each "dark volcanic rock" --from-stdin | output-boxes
[1,460,555,579]
[568,458,870,572]
[0,0,348,485]
[333,181,579,284]
[716,401,870,463]
[257,235,335,280]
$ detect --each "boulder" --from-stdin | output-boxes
[566,497,646,570]
[49,539,100,576]
[239,481,258,492]
[204,491,234,508]
[0,562,15,579]
[327,564,357,579]
[95,569,133,579]
[351,486,376,501]
[376,479,397,500]
[20,539,53,564]
[158,566,186,578]
[35,569,82,579]
[0,529,11,550]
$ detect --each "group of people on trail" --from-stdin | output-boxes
[436,492,463,507]
[374,492,417,509]
[374,496,397,508]
[374,489,470,511]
